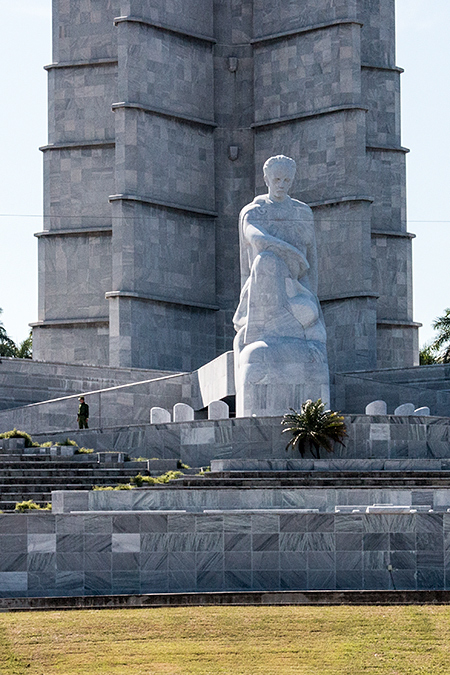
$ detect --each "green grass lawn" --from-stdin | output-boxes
[1,605,450,674]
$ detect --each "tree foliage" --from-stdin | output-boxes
[420,308,450,365]
[282,398,348,459]
[0,308,32,358]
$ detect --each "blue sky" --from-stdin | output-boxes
[1,1,449,349]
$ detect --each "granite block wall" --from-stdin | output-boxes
[322,296,378,373]
[253,23,362,121]
[0,357,173,411]
[362,66,400,148]
[376,324,420,370]
[52,0,120,63]
[42,146,115,231]
[372,235,413,320]
[53,483,450,515]
[37,234,111,321]
[252,0,359,36]
[357,0,395,67]
[117,22,214,120]
[32,324,110,368]
[367,149,407,231]
[110,201,216,306]
[120,0,214,38]
[48,64,117,145]
[254,110,367,201]
[1,511,449,597]
[3,410,449,467]
[334,368,450,414]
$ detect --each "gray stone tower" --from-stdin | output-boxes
[33,0,418,374]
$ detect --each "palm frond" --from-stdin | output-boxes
[281,399,347,459]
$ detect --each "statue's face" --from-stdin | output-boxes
[264,164,295,202]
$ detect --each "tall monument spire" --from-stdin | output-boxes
[33,0,418,376]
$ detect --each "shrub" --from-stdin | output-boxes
[0,428,34,448]
[93,483,133,491]
[197,466,211,475]
[152,470,183,484]
[178,461,190,469]
[15,500,51,512]
[76,447,94,454]
[56,438,78,447]
[282,399,347,459]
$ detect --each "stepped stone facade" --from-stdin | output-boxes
[33,0,418,374]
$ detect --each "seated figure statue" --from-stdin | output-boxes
[233,155,330,417]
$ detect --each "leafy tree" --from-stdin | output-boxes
[419,343,439,365]
[15,331,32,359]
[430,308,450,363]
[0,308,18,357]
[0,309,32,359]
[420,308,450,365]
[282,398,347,459]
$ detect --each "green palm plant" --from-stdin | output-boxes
[430,308,450,363]
[282,399,347,459]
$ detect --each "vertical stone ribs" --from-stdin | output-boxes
[109,2,218,371]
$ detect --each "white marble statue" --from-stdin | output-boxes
[233,155,330,417]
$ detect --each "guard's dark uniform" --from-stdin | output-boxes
[77,401,89,429]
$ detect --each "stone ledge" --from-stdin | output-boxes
[109,193,217,218]
[105,291,219,312]
[44,58,118,70]
[251,19,363,46]
[2,590,450,611]
[371,230,415,239]
[35,227,112,239]
[252,104,368,129]
[30,318,109,328]
[111,101,217,129]
[113,15,216,45]
[40,140,115,152]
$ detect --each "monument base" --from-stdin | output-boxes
[234,336,330,417]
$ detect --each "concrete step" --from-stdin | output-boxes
[165,473,450,488]
[0,469,143,479]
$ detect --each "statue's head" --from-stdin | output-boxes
[263,155,296,202]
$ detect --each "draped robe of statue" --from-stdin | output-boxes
[233,192,330,417]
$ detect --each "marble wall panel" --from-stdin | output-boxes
[252,0,358,38]
[43,147,115,230]
[110,201,215,305]
[0,512,448,596]
[377,325,419,371]
[372,236,413,321]
[254,110,367,203]
[366,149,407,232]
[120,0,214,38]
[254,24,361,123]
[108,296,217,371]
[49,65,117,144]
[53,0,120,63]
[114,109,215,212]
[362,67,400,147]
[33,324,110,370]
[357,0,395,68]
[39,235,111,320]
[117,23,214,121]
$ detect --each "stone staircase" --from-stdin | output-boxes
[0,454,149,511]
